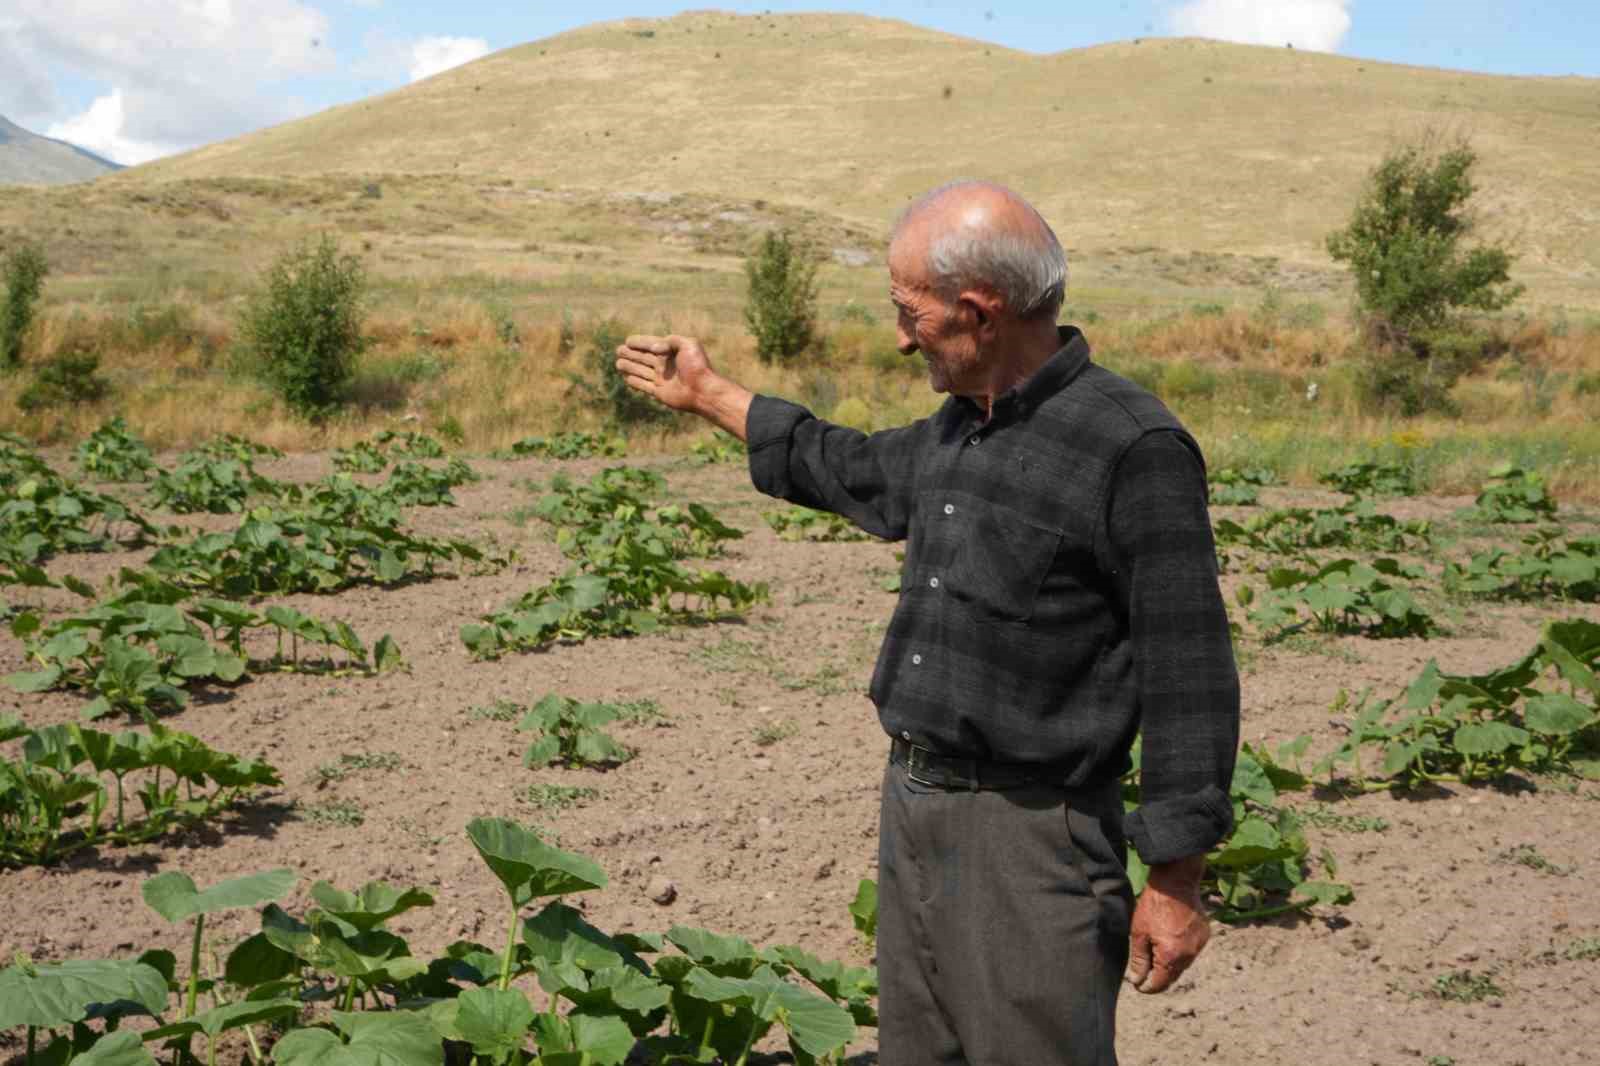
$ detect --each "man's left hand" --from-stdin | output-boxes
[1125,854,1210,994]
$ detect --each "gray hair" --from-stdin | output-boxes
[893,181,1068,321]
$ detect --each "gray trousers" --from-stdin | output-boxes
[876,759,1133,1066]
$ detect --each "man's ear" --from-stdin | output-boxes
[959,288,1005,339]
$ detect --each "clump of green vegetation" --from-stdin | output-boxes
[1319,460,1418,498]
[764,506,870,542]
[515,694,634,769]
[1295,804,1390,834]
[468,698,523,722]
[745,228,820,364]
[1471,463,1558,523]
[74,417,156,482]
[299,799,366,828]
[1430,969,1504,1003]
[752,720,799,747]
[1208,467,1275,506]
[237,235,368,420]
[522,782,600,812]
[17,350,110,413]
[309,750,403,784]
[1327,134,1523,416]
[0,241,47,369]
[1495,843,1573,876]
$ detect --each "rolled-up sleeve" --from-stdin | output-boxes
[746,395,923,542]
[1108,431,1240,865]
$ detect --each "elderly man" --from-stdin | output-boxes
[616,181,1238,1066]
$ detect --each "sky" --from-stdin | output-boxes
[2,1,1596,167]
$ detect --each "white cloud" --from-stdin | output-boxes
[44,90,182,165]
[1167,0,1353,52]
[407,35,490,82]
[4,0,336,163]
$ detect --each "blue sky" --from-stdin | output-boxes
[3,1,1596,166]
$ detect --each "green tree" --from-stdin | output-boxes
[744,229,820,364]
[1,241,48,369]
[1327,135,1523,346]
[238,235,367,419]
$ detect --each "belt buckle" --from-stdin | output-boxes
[904,744,939,788]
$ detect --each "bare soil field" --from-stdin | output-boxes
[3,451,1597,1066]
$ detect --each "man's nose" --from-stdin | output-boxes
[896,326,917,356]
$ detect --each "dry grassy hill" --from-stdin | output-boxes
[128,12,1600,302]
[0,114,122,186]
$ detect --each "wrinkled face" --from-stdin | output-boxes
[887,239,983,396]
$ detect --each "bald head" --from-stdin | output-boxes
[890,181,1067,322]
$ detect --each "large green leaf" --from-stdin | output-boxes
[847,880,878,941]
[224,933,300,988]
[309,881,435,933]
[452,987,534,1061]
[1523,693,1597,737]
[273,1011,442,1066]
[0,959,168,1029]
[145,998,299,1040]
[522,902,628,972]
[76,1030,159,1066]
[142,868,297,922]
[465,818,607,908]
[666,926,760,976]
[1452,721,1529,756]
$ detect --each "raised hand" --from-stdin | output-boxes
[614,334,754,440]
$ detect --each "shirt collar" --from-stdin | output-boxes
[957,326,1092,423]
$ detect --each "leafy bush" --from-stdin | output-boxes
[6,575,400,719]
[0,817,876,1066]
[1444,527,1598,602]
[744,229,820,364]
[764,506,871,542]
[1,719,279,866]
[462,468,764,658]
[1312,619,1600,788]
[1326,134,1522,344]
[332,429,447,473]
[74,417,156,482]
[1208,467,1275,506]
[0,241,47,369]
[150,455,278,515]
[1213,500,1431,559]
[1240,557,1436,639]
[1319,460,1418,498]
[237,235,367,419]
[1472,462,1558,523]
[1123,742,1351,923]
[1328,136,1523,416]
[0,464,160,563]
[494,431,626,460]
[515,694,634,769]
[380,458,479,507]
[688,431,746,466]
[16,350,110,412]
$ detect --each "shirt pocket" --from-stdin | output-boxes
[942,507,1063,623]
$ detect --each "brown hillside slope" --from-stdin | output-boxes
[130,13,1600,294]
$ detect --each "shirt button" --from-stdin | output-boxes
[969,435,981,446]
[943,503,955,515]
[901,730,912,741]
[929,576,940,589]
[912,653,923,665]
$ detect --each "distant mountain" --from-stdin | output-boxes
[135,12,1600,278]
[0,114,123,186]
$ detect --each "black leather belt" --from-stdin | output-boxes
[890,737,1056,792]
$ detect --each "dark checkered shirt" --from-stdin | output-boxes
[747,326,1239,864]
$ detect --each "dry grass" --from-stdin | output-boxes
[113,13,1600,308]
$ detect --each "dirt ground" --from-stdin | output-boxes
[3,452,1598,1066]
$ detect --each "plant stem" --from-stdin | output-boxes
[185,914,205,1018]
[26,1025,35,1066]
[498,906,521,991]
[341,979,358,1013]
[243,1025,266,1066]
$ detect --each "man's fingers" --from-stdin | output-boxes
[1124,930,1152,989]
[624,334,676,356]
[1133,941,1193,995]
